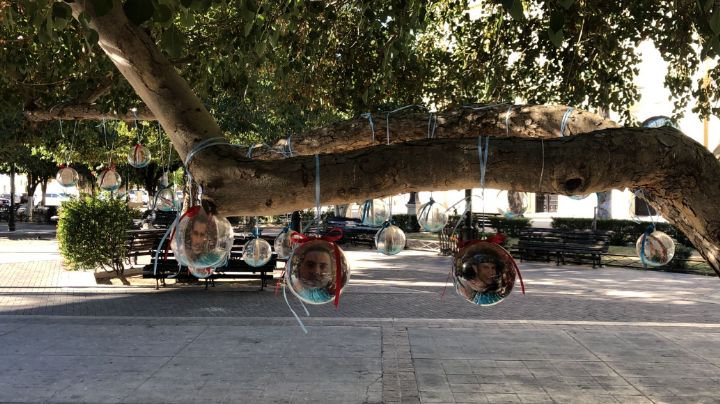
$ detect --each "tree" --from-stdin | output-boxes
[3,1,720,274]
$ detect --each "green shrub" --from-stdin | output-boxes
[668,244,694,269]
[551,217,692,247]
[57,196,136,275]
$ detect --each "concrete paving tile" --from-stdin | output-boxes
[483,393,522,403]
[449,383,482,393]
[419,390,455,403]
[516,393,553,403]
[611,395,654,404]
[446,374,477,384]
[452,392,487,403]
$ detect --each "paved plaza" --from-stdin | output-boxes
[0,236,720,403]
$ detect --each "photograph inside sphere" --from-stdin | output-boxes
[174,208,233,268]
[452,242,517,306]
[636,230,675,266]
[287,239,349,305]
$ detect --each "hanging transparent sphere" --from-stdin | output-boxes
[361,199,389,226]
[243,238,273,267]
[274,230,299,260]
[497,191,529,218]
[635,230,675,267]
[375,224,406,255]
[568,194,590,201]
[452,242,518,306]
[416,199,448,232]
[97,168,122,191]
[154,188,176,212]
[173,206,234,268]
[127,143,151,168]
[56,166,79,187]
[189,266,214,279]
[286,239,350,305]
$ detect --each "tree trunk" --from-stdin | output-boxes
[71,1,720,275]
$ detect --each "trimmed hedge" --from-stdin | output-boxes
[57,196,136,275]
[551,217,692,247]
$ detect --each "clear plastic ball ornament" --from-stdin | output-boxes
[360,199,389,226]
[416,199,449,232]
[374,224,406,255]
[243,237,273,267]
[154,188,176,212]
[273,230,299,260]
[635,230,675,267]
[56,166,79,187]
[127,143,151,168]
[452,242,518,306]
[497,191,529,218]
[173,207,234,268]
[189,266,214,279]
[97,168,122,191]
[286,239,350,305]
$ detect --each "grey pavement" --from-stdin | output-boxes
[1,238,720,403]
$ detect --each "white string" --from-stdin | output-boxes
[283,272,309,334]
[504,105,513,135]
[361,112,376,142]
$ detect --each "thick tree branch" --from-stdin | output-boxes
[69,1,220,157]
[24,103,154,122]
[193,127,720,275]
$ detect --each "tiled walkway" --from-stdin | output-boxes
[1,237,720,403]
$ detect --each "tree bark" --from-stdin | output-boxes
[24,103,154,122]
[71,1,720,275]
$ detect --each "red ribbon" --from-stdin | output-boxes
[291,227,345,308]
[134,143,143,161]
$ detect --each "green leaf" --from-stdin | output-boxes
[153,4,173,24]
[90,0,114,17]
[180,0,193,7]
[52,2,72,30]
[500,0,524,21]
[243,19,255,36]
[548,27,564,48]
[558,0,574,9]
[702,0,715,13]
[123,0,155,25]
[549,11,564,34]
[85,29,99,45]
[179,9,196,27]
[711,8,720,34]
[161,25,185,59]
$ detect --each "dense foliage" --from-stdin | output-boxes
[57,196,136,274]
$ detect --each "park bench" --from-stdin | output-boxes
[517,228,612,268]
[306,217,381,248]
[438,213,502,255]
[141,233,278,290]
[124,228,168,265]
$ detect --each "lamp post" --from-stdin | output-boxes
[8,164,16,232]
[405,192,420,232]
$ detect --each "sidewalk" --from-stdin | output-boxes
[1,241,720,403]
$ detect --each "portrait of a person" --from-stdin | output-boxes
[453,244,515,306]
[182,213,220,266]
[289,241,348,304]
